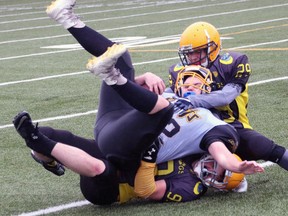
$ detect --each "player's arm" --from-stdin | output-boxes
[134,160,166,200]
[207,141,264,174]
[135,159,207,202]
[182,54,251,109]
[134,140,167,200]
[185,83,242,108]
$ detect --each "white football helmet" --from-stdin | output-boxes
[174,65,213,97]
[193,154,245,191]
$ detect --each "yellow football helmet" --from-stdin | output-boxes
[178,21,221,67]
[174,65,213,97]
[193,154,245,191]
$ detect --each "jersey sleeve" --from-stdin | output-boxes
[184,52,250,109]
[186,83,242,108]
[161,171,207,202]
[156,158,207,202]
[224,53,251,91]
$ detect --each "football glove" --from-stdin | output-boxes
[174,98,193,111]
[31,151,65,176]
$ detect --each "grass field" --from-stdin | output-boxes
[1,0,288,215]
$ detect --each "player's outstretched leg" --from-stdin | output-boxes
[86,43,128,85]
[46,0,85,29]
[13,111,57,156]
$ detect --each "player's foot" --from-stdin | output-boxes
[86,43,127,85]
[13,111,39,142]
[13,111,57,156]
[46,0,85,29]
[31,150,65,176]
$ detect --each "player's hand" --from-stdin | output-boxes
[135,72,166,95]
[238,160,264,175]
[174,98,193,111]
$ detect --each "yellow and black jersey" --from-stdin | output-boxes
[117,156,206,203]
[168,51,252,129]
[155,157,207,202]
[209,52,252,129]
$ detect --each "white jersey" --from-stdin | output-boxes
[156,93,227,164]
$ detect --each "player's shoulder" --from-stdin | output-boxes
[169,62,184,73]
[216,51,248,65]
[168,63,184,90]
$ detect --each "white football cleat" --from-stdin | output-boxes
[86,44,127,85]
[46,0,85,29]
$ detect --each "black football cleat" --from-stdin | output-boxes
[13,111,39,142]
[31,151,65,176]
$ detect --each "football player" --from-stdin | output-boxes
[168,21,288,171]
[13,0,263,206]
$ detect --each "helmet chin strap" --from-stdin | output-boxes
[201,57,208,67]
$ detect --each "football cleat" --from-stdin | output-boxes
[86,44,127,85]
[46,0,85,29]
[31,151,65,176]
[13,111,39,142]
[13,111,57,156]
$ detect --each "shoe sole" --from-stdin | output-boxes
[86,44,127,73]
[46,0,76,16]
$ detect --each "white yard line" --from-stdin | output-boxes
[17,200,91,216]
[16,161,276,216]
[2,2,287,215]
[1,75,287,130]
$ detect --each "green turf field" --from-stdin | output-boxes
[1,0,288,215]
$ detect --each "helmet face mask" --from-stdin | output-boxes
[175,65,213,97]
[193,154,245,191]
[179,22,221,67]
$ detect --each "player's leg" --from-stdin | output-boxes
[46,0,111,57]
[46,0,134,81]
[39,128,120,205]
[45,1,173,170]
[46,0,136,121]
[236,128,288,170]
[38,126,101,157]
[13,111,115,177]
[87,43,170,114]
[79,172,119,205]
[97,103,174,172]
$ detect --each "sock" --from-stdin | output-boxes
[278,150,288,171]
[68,26,113,57]
[112,80,158,113]
[268,145,288,170]
[26,133,57,157]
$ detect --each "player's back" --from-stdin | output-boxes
[156,93,227,163]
